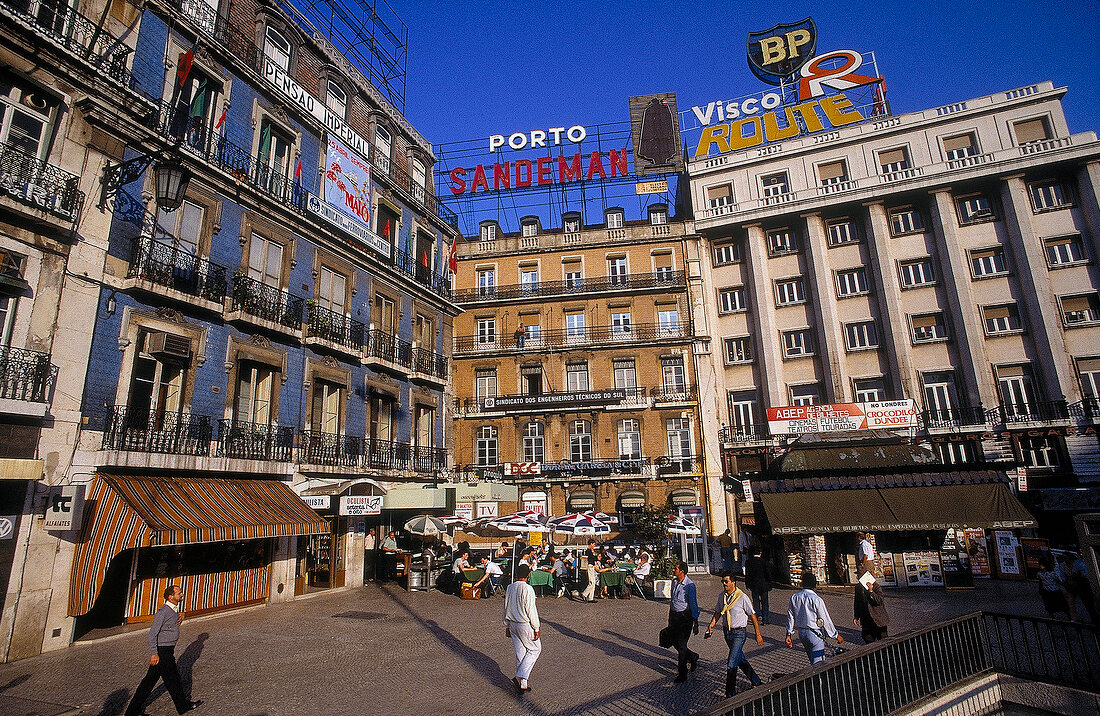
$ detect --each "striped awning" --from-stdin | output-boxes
[69,474,328,616]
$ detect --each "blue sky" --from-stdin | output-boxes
[400,0,1100,147]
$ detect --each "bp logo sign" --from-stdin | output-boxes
[747,17,818,85]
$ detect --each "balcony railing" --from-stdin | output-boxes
[1069,398,1100,422]
[366,329,413,368]
[718,426,771,444]
[0,140,84,222]
[994,400,1070,425]
[650,384,698,403]
[453,270,687,304]
[230,274,304,331]
[306,303,364,352]
[1,0,136,90]
[455,321,692,353]
[299,430,362,467]
[655,455,701,475]
[0,345,51,403]
[411,346,448,381]
[299,431,446,473]
[919,406,990,430]
[215,419,293,461]
[102,405,212,455]
[128,236,228,304]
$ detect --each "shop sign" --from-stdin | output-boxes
[44,485,84,531]
[340,495,382,516]
[766,400,917,434]
[629,93,684,175]
[741,479,754,502]
[455,502,474,520]
[302,495,330,510]
[449,149,629,195]
[476,502,498,519]
[747,18,817,85]
[1016,468,1028,492]
[323,137,373,233]
[484,389,626,411]
[541,459,646,476]
[636,180,669,194]
[262,58,370,159]
[306,193,391,258]
[504,462,542,476]
[0,515,15,540]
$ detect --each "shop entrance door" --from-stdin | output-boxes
[678,507,708,573]
[295,531,333,593]
[330,517,345,588]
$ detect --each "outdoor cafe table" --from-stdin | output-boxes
[463,569,484,583]
[528,569,553,587]
[599,563,636,592]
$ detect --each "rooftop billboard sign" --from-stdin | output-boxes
[766,400,918,435]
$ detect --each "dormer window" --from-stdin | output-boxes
[649,204,668,225]
[521,217,540,237]
[263,26,291,72]
[563,212,581,233]
[605,209,624,229]
[325,82,347,119]
[479,222,497,241]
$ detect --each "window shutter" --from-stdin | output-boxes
[817,161,846,181]
[1014,118,1049,143]
[942,134,974,152]
[707,184,732,201]
[879,148,907,165]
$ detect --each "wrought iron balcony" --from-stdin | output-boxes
[173,0,258,71]
[0,141,83,222]
[919,406,990,430]
[1,0,136,90]
[127,236,228,304]
[216,419,293,461]
[455,321,693,353]
[365,329,413,368]
[411,346,448,381]
[102,405,212,455]
[993,400,1070,425]
[655,455,701,475]
[454,271,687,304]
[299,430,362,467]
[0,345,51,403]
[230,274,304,331]
[650,384,698,403]
[306,303,365,353]
[718,426,770,444]
[1069,398,1100,423]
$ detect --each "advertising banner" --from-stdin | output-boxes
[324,136,372,229]
[994,530,1022,577]
[455,502,474,521]
[901,551,943,587]
[340,495,382,516]
[766,400,917,434]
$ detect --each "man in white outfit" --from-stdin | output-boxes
[504,563,541,693]
[856,532,875,569]
[785,572,844,664]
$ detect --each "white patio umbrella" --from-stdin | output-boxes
[403,514,447,536]
[548,513,611,536]
[666,515,702,536]
[435,515,468,527]
[581,510,619,525]
[472,511,549,579]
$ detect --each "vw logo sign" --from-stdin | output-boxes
[0,516,15,540]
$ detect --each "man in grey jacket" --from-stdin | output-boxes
[125,584,203,715]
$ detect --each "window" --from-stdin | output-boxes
[923,372,960,420]
[782,328,814,358]
[520,267,539,292]
[943,133,978,161]
[761,172,790,198]
[997,365,1036,416]
[1030,180,1071,211]
[411,159,427,201]
[1045,235,1087,266]
[523,422,544,463]
[522,321,541,345]
[613,358,637,390]
[563,214,581,233]
[476,268,495,296]
[263,26,291,71]
[970,246,1008,278]
[956,194,995,224]
[617,419,641,460]
[565,311,586,339]
[414,313,434,348]
[606,310,630,336]
[246,233,284,288]
[520,363,542,395]
[413,404,435,448]
[827,219,858,246]
[658,307,681,334]
[935,441,976,465]
[817,160,848,186]
[1019,435,1061,469]
[476,318,496,345]
[563,259,582,288]
[775,278,806,306]
[713,243,741,265]
[605,210,624,229]
[661,355,687,393]
[309,379,342,434]
[608,255,628,284]
[836,268,869,297]
[853,377,887,402]
[325,82,347,119]
[649,207,668,225]
[911,313,948,343]
[479,223,497,241]
[789,383,820,406]
[368,393,394,441]
[724,336,752,364]
[0,294,16,347]
[666,417,692,458]
[707,184,733,209]
[475,368,497,399]
[127,329,191,431]
[845,321,879,350]
[257,119,293,196]
[1061,294,1100,326]
[0,74,59,159]
[170,66,220,146]
[727,391,759,435]
[315,265,347,313]
[373,124,392,173]
[878,147,910,174]
[1078,358,1100,409]
[718,287,747,313]
[476,426,498,466]
[982,304,1022,335]
[566,361,589,392]
[375,204,398,246]
[1013,117,1051,145]
[767,228,798,254]
[569,420,592,462]
[654,253,674,280]
[155,199,205,256]
[372,293,396,334]
[900,258,935,287]
[521,220,538,237]
[889,206,923,235]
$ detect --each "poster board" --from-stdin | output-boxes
[878,553,898,587]
[902,551,943,587]
[964,528,991,577]
[1020,537,1051,580]
[993,530,1023,579]
[941,529,974,589]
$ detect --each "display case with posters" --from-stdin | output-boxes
[941,528,974,589]
[878,553,898,587]
[993,530,1023,579]
[902,551,943,587]
[964,528,991,577]
[1020,537,1052,579]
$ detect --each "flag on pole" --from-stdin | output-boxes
[421,251,429,268]
[448,238,458,275]
[214,105,226,131]
[294,157,302,180]
[177,46,195,88]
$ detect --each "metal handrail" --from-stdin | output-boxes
[993,400,1071,424]
[0,141,84,221]
[919,405,990,429]
[102,405,212,455]
[230,274,304,330]
[453,270,687,303]
[982,611,1100,690]
[299,430,362,467]
[215,419,293,461]
[128,236,228,303]
[0,345,51,403]
[411,345,448,380]
[365,329,413,367]
[306,303,365,352]
[455,321,693,352]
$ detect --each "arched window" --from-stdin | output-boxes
[568,491,595,511]
[263,26,291,71]
[476,425,497,466]
[325,81,347,119]
[669,489,697,507]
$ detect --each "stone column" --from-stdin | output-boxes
[802,212,846,401]
[863,202,915,400]
[745,224,785,405]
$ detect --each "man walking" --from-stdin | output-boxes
[504,564,542,693]
[785,573,844,664]
[668,561,700,683]
[853,568,889,643]
[125,584,203,716]
[705,573,764,697]
[744,546,772,624]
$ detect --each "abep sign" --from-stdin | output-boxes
[324,137,371,230]
[766,400,918,435]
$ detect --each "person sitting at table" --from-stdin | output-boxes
[453,549,473,578]
[496,542,511,559]
[595,550,616,599]
[626,553,651,600]
[473,556,503,597]
[550,552,568,598]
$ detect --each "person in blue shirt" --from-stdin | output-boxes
[668,560,700,683]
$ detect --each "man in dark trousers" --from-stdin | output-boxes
[668,561,700,683]
[125,584,203,716]
[853,568,890,643]
[744,546,772,624]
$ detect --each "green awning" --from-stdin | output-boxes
[759,490,898,535]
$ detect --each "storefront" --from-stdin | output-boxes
[69,474,328,631]
[296,478,387,593]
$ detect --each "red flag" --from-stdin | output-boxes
[214,106,226,130]
[177,47,195,88]
[448,239,458,275]
[421,251,429,267]
[294,157,302,179]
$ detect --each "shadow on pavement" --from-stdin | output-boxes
[94,688,128,716]
[543,619,669,673]
[0,674,30,692]
[600,628,675,660]
[178,633,209,693]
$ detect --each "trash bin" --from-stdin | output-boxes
[408,568,428,591]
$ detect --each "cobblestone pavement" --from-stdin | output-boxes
[0,577,1049,716]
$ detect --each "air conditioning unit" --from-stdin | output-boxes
[146,331,191,360]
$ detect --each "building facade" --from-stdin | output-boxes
[0,0,459,661]
[452,207,714,530]
[687,81,1100,579]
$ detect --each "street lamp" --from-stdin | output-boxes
[98,152,192,212]
[153,160,192,211]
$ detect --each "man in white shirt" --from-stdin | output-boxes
[504,564,541,693]
[363,528,376,582]
[473,556,503,597]
[706,574,764,697]
[856,532,875,569]
[785,572,844,664]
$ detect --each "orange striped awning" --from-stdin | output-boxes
[69,474,328,616]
